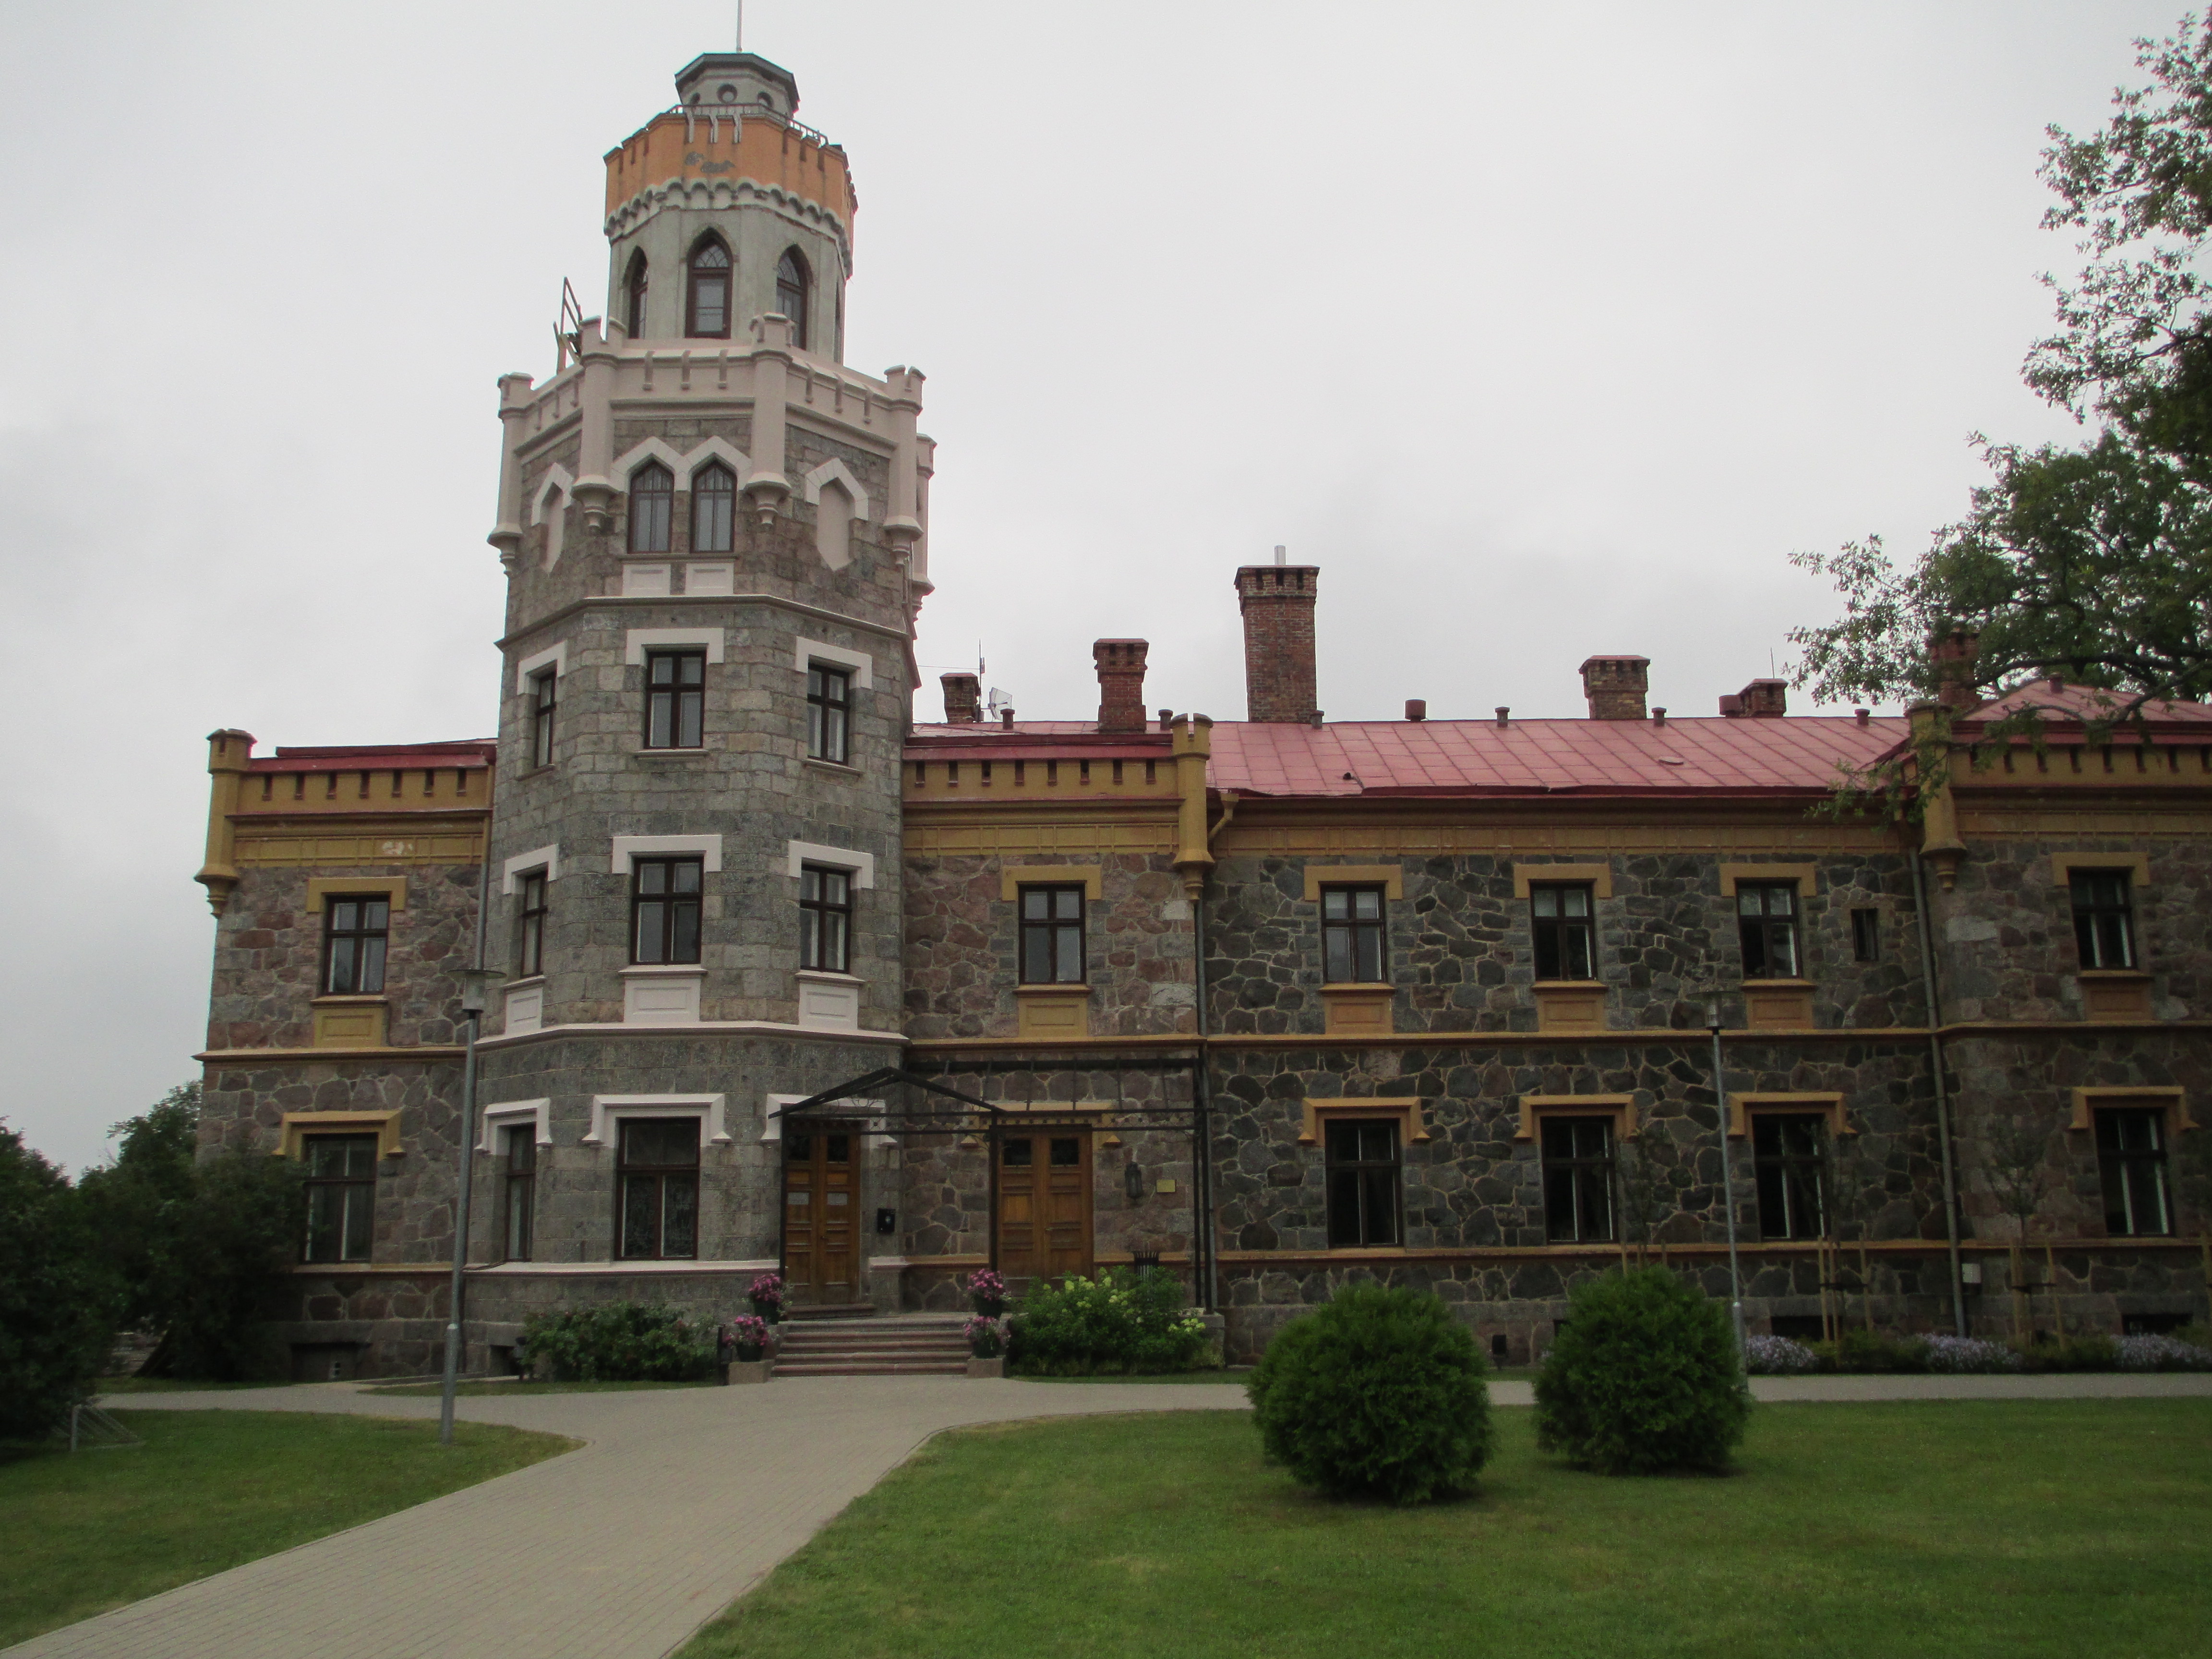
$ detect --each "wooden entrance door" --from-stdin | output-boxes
[998,1130,1094,1282]
[784,1128,857,1305]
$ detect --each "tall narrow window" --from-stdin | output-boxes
[686,237,731,337]
[617,1118,698,1260]
[2096,1109,2171,1236]
[643,649,705,748]
[631,856,702,964]
[2071,870,2137,969]
[692,463,735,553]
[500,1124,536,1262]
[1320,885,1387,983]
[529,667,557,769]
[1850,908,1880,963]
[1019,885,1085,984]
[1531,883,1596,980]
[800,865,852,972]
[515,870,547,978]
[1753,1115,1827,1240]
[1324,1119,1400,1247]
[302,1133,377,1262]
[322,897,389,995]
[624,251,649,339]
[1738,882,1801,979]
[1541,1117,1615,1242]
[628,462,673,553]
[776,247,810,349]
[807,663,852,763]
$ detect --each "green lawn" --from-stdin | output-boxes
[95,1376,297,1394]
[366,1379,717,1397]
[0,1410,572,1647]
[680,1400,2212,1659]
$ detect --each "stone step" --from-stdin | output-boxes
[777,1332,967,1349]
[774,1359,970,1377]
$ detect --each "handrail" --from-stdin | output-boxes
[662,102,836,149]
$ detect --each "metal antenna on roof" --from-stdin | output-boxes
[735,0,743,51]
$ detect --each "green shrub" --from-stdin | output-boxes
[2175,1323,2212,1354]
[1246,1284,1492,1505]
[1814,1329,1929,1374]
[1007,1269,1212,1375]
[1534,1267,1750,1476]
[2025,1333,2119,1372]
[517,1303,715,1382]
[0,1125,121,1438]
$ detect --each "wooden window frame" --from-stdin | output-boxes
[1529,880,1597,982]
[691,462,736,554]
[529,666,557,769]
[643,648,706,750]
[627,461,674,553]
[799,864,853,973]
[1018,883,1086,985]
[500,1123,536,1262]
[1850,907,1880,963]
[807,662,852,764]
[1539,1114,1617,1243]
[685,237,732,338]
[776,247,810,350]
[515,869,547,979]
[2069,868,2138,970]
[616,1117,700,1261]
[1324,1116,1402,1248]
[631,856,703,966]
[1737,880,1803,980]
[1320,883,1388,985]
[1750,1111,1828,1241]
[321,895,390,996]
[2094,1106,2173,1237]
[301,1132,378,1263]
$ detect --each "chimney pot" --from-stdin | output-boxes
[1494,707,1510,728]
[1652,707,1667,726]
[1405,698,1426,721]
[1930,628,1981,711]
[1092,638,1149,733]
[1157,707,1173,730]
[1855,707,1870,725]
[1235,563,1321,722]
[1730,678,1787,719]
[1578,655,1650,721]
[940,672,982,724]
[1309,709,1324,729]
[1000,707,1015,729]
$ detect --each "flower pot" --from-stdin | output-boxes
[972,1299,1004,1319]
[750,1300,781,1325]
[724,1358,773,1385]
[965,1356,1005,1379]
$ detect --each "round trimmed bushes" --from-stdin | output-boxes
[1247,1283,1492,1504]
[1534,1267,1749,1475]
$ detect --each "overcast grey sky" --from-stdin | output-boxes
[0,0,2179,1171]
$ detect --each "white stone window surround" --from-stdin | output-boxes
[514,642,567,694]
[686,562,735,595]
[531,465,575,569]
[502,981,546,1037]
[801,458,872,521]
[785,841,875,887]
[624,627,726,665]
[795,637,875,689]
[611,437,688,490]
[611,834,723,874]
[585,1094,732,1147]
[502,845,561,894]
[762,1093,889,1145]
[478,1098,553,1153]
[612,436,754,494]
[622,564,673,598]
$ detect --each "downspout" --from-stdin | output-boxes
[1170,720,1222,1314]
[1911,848,1969,1338]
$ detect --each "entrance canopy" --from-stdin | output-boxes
[772,1054,1206,1137]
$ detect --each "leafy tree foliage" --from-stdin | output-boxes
[1533,1268,1748,1476]
[0,1125,120,1438]
[1792,17,2212,742]
[1246,1283,1492,1504]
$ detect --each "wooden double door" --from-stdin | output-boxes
[998,1130,1094,1282]
[784,1128,857,1306]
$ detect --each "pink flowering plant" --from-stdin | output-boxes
[726,1314,770,1360]
[961,1269,1009,1313]
[964,1315,1007,1358]
[748,1273,785,1314]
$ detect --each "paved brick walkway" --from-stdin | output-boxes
[12,1370,2209,1659]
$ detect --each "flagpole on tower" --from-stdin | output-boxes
[736,0,744,51]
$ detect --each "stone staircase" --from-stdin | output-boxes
[772,1313,970,1377]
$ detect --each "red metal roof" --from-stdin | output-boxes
[254,741,497,773]
[1963,679,2212,729]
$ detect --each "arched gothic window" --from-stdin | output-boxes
[692,463,735,553]
[628,462,673,553]
[776,249,810,351]
[624,252,649,339]
[687,238,731,338]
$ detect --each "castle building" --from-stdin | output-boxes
[193,49,2210,1378]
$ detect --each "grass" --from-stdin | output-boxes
[95,1376,296,1394]
[365,1378,717,1396]
[679,1399,2212,1659]
[0,1409,572,1647]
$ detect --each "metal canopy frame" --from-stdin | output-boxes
[771,1054,1215,1310]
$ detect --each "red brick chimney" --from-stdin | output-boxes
[1720,678,1787,718]
[940,672,982,724]
[1235,564,1320,723]
[1579,655,1650,721]
[1931,629,1981,711]
[1094,639,1148,733]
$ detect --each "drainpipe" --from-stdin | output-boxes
[1911,849,1970,1337]
[439,790,497,1443]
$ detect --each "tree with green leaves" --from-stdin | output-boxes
[1792,16,2212,742]
[0,1125,120,1438]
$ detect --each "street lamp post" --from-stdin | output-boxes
[1706,996,1747,1359]
[438,968,491,1446]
